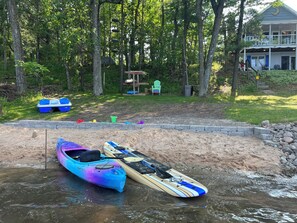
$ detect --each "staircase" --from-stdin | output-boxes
[257,80,269,90]
[243,60,273,94]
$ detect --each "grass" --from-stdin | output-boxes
[1,90,297,125]
[226,95,297,124]
[0,93,75,122]
[0,92,223,123]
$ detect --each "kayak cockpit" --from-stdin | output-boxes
[65,149,102,162]
[65,149,87,160]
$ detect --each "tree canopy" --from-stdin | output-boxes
[0,0,275,96]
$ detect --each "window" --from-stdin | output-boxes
[251,56,257,67]
[282,30,291,44]
[259,56,265,67]
[292,31,296,44]
[263,31,269,39]
[272,31,279,44]
[251,55,265,70]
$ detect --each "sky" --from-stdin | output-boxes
[254,0,297,14]
[272,0,296,11]
[282,0,296,9]
[227,0,297,15]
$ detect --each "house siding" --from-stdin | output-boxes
[246,52,296,70]
[262,6,297,22]
[242,2,297,71]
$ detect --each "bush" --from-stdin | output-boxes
[264,70,297,86]
[238,83,258,94]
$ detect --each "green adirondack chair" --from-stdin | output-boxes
[152,80,161,95]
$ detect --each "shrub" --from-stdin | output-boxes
[238,83,258,94]
[264,70,297,86]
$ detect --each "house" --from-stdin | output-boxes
[243,1,297,71]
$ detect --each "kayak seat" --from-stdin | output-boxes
[124,160,155,174]
[153,165,172,179]
[80,150,101,162]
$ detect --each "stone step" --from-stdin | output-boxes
[257,81,269,90]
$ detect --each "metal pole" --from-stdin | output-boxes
[45,129,48,170]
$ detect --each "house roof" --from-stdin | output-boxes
[259,1,297,24]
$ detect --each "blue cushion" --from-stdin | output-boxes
[39,99,50,105]
[60,97,70,104]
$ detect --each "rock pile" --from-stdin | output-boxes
[261,120,297,176]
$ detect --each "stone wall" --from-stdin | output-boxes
[261,121,297,176]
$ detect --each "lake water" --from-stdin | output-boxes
[0,167,297,223]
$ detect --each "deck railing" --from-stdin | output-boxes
[245,34,297,47]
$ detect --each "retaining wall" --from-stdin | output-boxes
[4,120,272,139]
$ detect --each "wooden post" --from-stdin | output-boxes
[45,129,48,170]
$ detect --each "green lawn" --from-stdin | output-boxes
[1,92,297,125]
[226,95,297,124]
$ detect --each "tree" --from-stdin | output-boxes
[0,1,8,71]
[197,0,226,97]
[182,0,190,89]
[91,0,122,96]
[231,0,245,97]
[7,0,26,94]
[168,1,180,78]
[129,0,141,67]
[1,0,256,96]
[91,0,102,96]
[18,61,49,91]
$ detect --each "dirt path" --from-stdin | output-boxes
[63,102,252,126]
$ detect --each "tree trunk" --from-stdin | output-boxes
[119,0,124,92]
[169,2,179,79]
[158,0,165,67]
[138,0,145,70]
[91,0,103,96]
[182,0,189,89]
[231,0,246,97]
[36,36,40,63]
[56,31,60,62]
[197,0,205,96]
[36,0,40,63]
[2,2,8,71]
[222,19,228,71]
[7,0,26,94]
[129,0,141,67]
[3,20,7,71]
[198,0,225,97]
[64,63,71,90]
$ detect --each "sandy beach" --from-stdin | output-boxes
[0,125,282,175]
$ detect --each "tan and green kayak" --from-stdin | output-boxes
[103,141,208,198]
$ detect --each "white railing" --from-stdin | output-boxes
[245,34,297,47]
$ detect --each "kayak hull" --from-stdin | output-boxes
[56,138,126,192]
[103,141,208,198]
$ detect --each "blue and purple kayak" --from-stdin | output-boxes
[56,138,126,192]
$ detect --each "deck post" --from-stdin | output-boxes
[295,23,297,70]
[243,48,246,70]
[269,48,271,70]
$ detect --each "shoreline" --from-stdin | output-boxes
[0,124,283,176]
